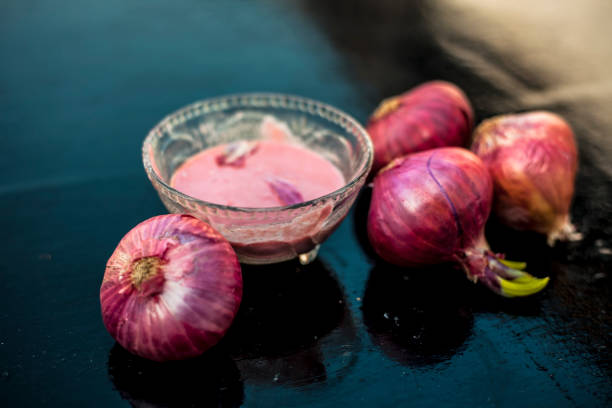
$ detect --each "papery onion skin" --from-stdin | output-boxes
[100,214,242,362]
[471,111,581,245]
[368,148,492,266]
[366,81,474,176]
[367,147,548,297]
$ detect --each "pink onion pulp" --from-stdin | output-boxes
[100,214,242,361]
[367,147,549,297]
[471,111,582,246]
[367,81,474,176]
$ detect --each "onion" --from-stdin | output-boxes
[366,81,474,176]
[471,111,581,246]
[100,214,242,361]
[367,147,549,297]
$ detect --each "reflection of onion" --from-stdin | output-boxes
[221,259,359,387]
[362,264,474,367]
[107,343,243,408]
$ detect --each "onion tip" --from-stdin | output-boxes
[371,95,402,121]
[547,217,583,246]
[498,275,550,298]
[462,250,549,297]
[482,257,549,298]
[498,259,526,270]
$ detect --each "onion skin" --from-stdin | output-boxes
[100,214,242,362]
[366,81,474,176]
[367,147,549,297]
[471,111,581,246]
[368,148,491,266]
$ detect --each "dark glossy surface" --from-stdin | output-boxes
[1,0,610,406]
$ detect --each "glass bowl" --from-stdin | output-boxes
[142,93,373,264]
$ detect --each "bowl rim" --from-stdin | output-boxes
[142,92,373,213]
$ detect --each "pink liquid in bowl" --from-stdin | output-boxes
[170,140,345,208]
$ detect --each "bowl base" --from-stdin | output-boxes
[237,244,320,265]
[298,244,320,265]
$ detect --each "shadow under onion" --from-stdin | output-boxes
[352,186,378,260]
[107,343,244,408]
[362,262,474,367]
[220,259,359,387]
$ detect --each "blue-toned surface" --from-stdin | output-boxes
[1,0,610,406]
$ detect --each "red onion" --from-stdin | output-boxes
[366,81,474,176]
[100,214,242,361]
[367,147,549,297]
[471,111,581,246]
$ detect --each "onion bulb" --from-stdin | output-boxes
[100,214,242,361]
[471,111,581,246]
[367,147,549,297]
[366,81,474,176]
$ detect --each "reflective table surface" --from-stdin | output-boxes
[1,0,610,406]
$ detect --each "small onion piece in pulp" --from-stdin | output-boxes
[366,80,474,176]
[100,214,243,361]
[471,111,582,246]
[367,147,549,297]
